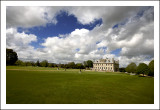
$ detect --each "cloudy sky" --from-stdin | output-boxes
[6,6,154,67]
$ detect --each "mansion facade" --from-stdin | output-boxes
[93,58,119,72]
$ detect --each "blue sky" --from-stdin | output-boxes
[6,6,154,67]
[17,11,103,49]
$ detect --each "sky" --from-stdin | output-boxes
[6,6,154,67]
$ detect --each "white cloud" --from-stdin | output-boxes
[6,28,40,61]
[6,6,63,28]
[6,28,37,48]
[7,7,47,28]
[41,28,96,62]
[6,6,154,67]
[118,55,153,67]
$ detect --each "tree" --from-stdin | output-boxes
[6,48,18,65]
[59,64,65,68]
[125,62,137,73]
[48,63,54,68]
[35,60,40,67]
[25,61,32,66]
[40,60,48,67]
[119,68,126,72]
[87,60,93,68]
[15,60,25,66]
[84,60,93,68]
[76,63,85,69]
[148,60,154,76]
[67,62,76,69]
[30,61,35,66]
[136,63,150,76]
[83,61,88,68]
[65,64,69,69]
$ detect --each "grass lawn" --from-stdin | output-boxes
[6,66,154,104]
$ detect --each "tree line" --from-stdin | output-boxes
[6,48,93,69]
[119,60,154,76]
[6,48,154,76]
[14,59,93,69]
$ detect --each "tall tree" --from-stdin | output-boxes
[83,61,88,68]
[6,48,18,65]
[87,60,93,68]
[136,63,150,76]
[148,60,154,76]
[125,62,137,73]
[84,60,93,68]
[35,60,40,67]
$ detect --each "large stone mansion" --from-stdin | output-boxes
[93,58,119,72]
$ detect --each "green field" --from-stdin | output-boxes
[6,66,154,104]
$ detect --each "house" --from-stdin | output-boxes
[93,58,119,72]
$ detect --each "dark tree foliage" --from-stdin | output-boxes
[15,60,25,66]
[25,61,32,66]
[76,63,85,69]
[35,60,40,67]
[136,63,150,76]
[148,60,154,76]
[6,48,18,65]
[40,60,48,67]
[87,60,93,68]
[30,61,35,66]
[67,62,76,69]
[84,60,93,68]
[119,68,126,72]
[59,64,65,68]
[48,63,54,68]
[125,62,137,73]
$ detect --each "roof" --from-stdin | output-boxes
[94,58,119,64]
